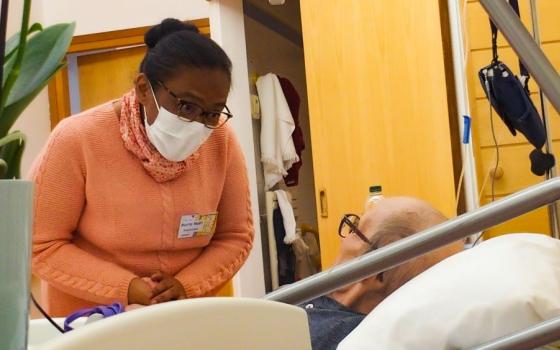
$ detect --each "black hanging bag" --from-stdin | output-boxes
[478,0,554,176]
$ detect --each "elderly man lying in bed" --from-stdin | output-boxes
[302,197,463,350]
[307,196,560,350]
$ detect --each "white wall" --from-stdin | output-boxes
[38,0,210,35]
[209,0,265,297]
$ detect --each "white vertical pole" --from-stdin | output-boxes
[447,1,480,216]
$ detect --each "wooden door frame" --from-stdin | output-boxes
[48,18,210,128]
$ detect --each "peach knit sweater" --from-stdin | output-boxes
[29,102,254,316]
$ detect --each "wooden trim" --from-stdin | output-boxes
[68,19,210,53]
[48,18,210,128]
[47,65,70,129]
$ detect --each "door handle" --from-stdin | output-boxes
[319,188,328,218]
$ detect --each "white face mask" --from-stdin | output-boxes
[144,83,213,162]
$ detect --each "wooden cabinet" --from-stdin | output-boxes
[300,0,458,268]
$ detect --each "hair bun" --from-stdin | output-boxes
[144,18,200,49]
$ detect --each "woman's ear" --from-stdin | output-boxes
[134,73,151,105]
[135,73,159,125]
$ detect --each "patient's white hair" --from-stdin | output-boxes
[368,200,451,297]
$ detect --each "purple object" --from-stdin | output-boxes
[64,303,125,332]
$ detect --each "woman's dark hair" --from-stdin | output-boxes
[140,18,232,86]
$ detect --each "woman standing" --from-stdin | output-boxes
[30,18,253,316]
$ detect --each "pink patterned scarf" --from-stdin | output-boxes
[119,90,187,182]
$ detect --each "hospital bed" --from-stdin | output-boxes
[30,0,560,348]
[31,298,311,350]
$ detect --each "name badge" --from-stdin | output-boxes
[177,212,218,239]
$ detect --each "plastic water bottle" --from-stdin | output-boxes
[365,185,384,211]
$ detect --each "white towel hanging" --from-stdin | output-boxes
[256,73,299,190]
[275,190,297,244]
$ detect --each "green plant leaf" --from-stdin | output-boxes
[1,0,33,110]
[0,130,25,148]
[0,64,63,139]
[4,22,43,61]
[6,23,75,104]
[0,131,25,179]
[2,51,16,89]
[0,158,7,178]
[5,139,25,179]
[0,22,75,136]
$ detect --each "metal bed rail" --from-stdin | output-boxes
[470,316,560,350]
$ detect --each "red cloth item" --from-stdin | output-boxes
[278,77,305,186]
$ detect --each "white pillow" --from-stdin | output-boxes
[338,233,560,350]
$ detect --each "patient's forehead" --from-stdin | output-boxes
[361,198,409,223]
[358,197,430,235]
[358,205,391,237]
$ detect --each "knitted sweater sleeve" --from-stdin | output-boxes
[176,131,255,296]
[30,120,136,305]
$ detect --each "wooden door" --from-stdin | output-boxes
[300,0,458,267]
[77,46,146,109]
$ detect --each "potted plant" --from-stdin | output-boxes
[0,0,74,348]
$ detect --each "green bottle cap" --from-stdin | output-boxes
[369,185,382,193]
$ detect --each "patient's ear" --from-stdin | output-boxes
[363,273,385,292]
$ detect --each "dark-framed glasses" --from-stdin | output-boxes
[338,214,373,245]
[157,81,233,129]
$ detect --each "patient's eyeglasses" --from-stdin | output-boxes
[338,214,373,245]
